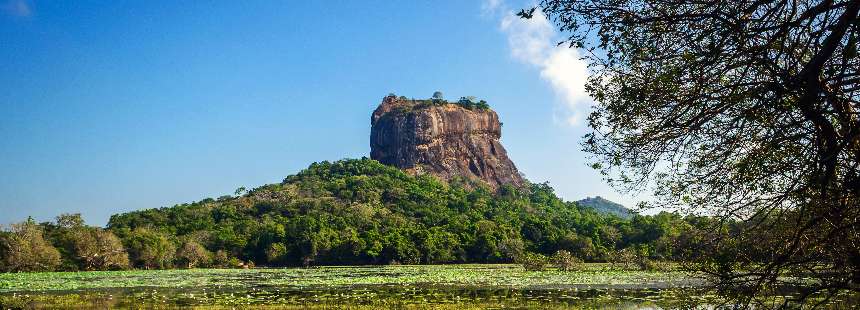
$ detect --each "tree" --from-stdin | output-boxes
[0,218,61,272]
[528,0,860,303]
[234,187,247,196]
[55,213,84,229]
[431,91,445,105]
[265,242,288,265]
[557,232,596,261]
[418,228,461,264]
[175,240,211,268]
[212,250,231,268]
[47,214,129,271]
[122,228,176,269]
[69,228,129,270]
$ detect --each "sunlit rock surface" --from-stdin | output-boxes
[370,95,525,190]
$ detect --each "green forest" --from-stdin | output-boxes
[0,158,701,272]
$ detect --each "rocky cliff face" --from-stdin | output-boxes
[370,95,525,190]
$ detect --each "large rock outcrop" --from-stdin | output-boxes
[370,95,525,190]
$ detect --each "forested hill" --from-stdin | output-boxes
[103,158,691,268]
[576,196,634,219]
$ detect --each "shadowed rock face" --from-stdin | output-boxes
[370,95,525,190]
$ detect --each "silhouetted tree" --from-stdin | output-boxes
[527,0,860,304]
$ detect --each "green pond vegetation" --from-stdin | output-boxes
[2,265,857,308]
[0,264,695,292]
[0,264,709,308]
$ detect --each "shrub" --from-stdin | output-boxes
[455,97,490,110]
[613,248,638,270]
[636,256,672,271]
[551,250,582,271]
[518,252,549,271]
[637,257,660,271]
[227,257,244,268]
[212,250,230,268]
[611,247,667,271]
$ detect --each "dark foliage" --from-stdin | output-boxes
[529,0,860,303]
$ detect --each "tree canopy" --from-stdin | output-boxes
[0,218,61,272]
[527,0,860,303]
[3,158,704,272]
[107,158,695,267]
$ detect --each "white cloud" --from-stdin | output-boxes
[3,0,32,17]
[500,10,553,66]
[492,1,591,126]
[481,0,504,16]
[541,47,591,125]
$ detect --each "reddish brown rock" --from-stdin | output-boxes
[370,95,525,190]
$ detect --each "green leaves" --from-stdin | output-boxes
[11,158,700,273]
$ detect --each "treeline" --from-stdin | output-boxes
[387,93,490,112]
[1,158,706,272]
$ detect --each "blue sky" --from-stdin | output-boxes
[0,0,637,226]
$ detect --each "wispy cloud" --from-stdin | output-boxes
[481,0,504,17]
[489,1,591,126]
[3,0,32,17]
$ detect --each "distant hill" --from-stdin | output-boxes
[576,196,634,219]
